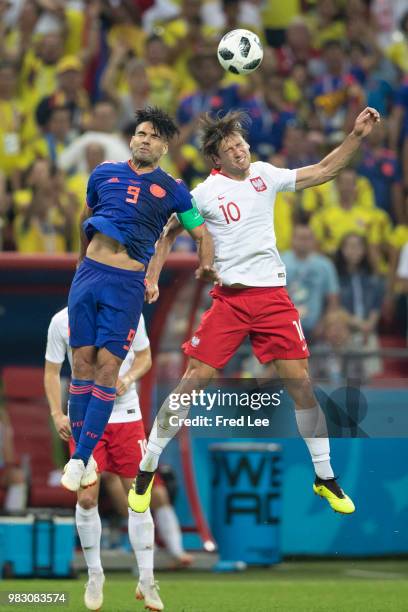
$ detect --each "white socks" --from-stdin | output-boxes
[140,395,191,472]
[154,505,184,560]
[128,508,154,582]
[140,436,162,472]
[75,504,103,573]
[76,503,156,583]
[295,405,334,480]
[4,483,27,512]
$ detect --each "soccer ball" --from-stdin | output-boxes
[217,29,263,75]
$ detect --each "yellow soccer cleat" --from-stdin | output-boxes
[128,469,156,513]
[313,477,355,514]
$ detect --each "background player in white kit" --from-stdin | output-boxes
[45,308,167,611]
[128,106,380,518]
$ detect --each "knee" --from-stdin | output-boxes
[184,359,215,386]
[73,353,95,380]
[95,350,122,387]
[292,360,310,380]
[95,362,120,387]
[77,494,97,510]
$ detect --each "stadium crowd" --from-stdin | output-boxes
[0,0,407,369]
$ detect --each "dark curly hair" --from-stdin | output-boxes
[134,106,179,141]
[199,110,250,162]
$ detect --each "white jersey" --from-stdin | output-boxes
[192,161,297,286]
[45,307,150,424]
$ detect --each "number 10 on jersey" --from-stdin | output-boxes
[219,202,241,224]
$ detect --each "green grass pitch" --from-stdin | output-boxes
[1,561,408,612]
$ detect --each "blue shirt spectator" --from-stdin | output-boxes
[334,233,384,327]
[357,123,403,222]
[393,77,408,141]
[282,224,339,338]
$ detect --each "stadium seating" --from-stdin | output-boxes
[2,367,74,508]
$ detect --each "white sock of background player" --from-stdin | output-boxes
[75,504,103,574]
[128,508,155,583]
[154,504,185,560]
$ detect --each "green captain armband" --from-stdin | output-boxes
[177,200,205,231]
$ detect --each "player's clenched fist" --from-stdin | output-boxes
[352,107,380,139]
[52,413,71,441]
[145,279,160,303]
[195,265,222,284]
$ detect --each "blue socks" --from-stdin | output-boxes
[68,379,94,444]
[72,383,116,464]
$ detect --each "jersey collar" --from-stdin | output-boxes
[128,159,159,176]
[211,167,250,181]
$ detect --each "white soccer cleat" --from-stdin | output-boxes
[61,458,86,491]
[136,579,164,611]
[81,455,98,488]
[84,570,105,611]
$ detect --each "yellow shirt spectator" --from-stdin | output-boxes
[0,100,37,177]
[14,208,67,253]
[275,192,296,253]
[388,224,408,250]
[302,176,375,214]
[107,25,146,59]
[311,204,388,255]
[19,51,59,107]
[64,8,86,56]
[262,1,301,29]
[146,65,182,114]
[386,39,408,74]
[306,15,345,50]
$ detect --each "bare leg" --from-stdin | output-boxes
[72,346,97,380]
[141,358,217,472]
[102,472,128,517]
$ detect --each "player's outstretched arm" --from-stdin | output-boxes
[145,214,184,304]
[295,107,380,191]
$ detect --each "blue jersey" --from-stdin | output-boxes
[83,160,195,265]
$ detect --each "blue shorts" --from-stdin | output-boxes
[68,257,145,360]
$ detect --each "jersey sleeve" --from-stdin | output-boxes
[86,168,99,208]
[45,316,67,364]
[174,182,205,230]
[264,163,297,192]
[131,314,150,352]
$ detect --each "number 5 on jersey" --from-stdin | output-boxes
[126,185,140,204]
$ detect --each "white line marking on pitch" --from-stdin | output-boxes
[345,569,405,579]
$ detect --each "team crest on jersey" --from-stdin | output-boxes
[191,336,200,347]
[150,184,166,198]
[250,176,267,192]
